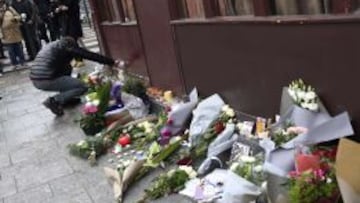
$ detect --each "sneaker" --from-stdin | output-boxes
[18,64,29,70]
[42,97,64,116]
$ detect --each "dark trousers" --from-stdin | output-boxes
[32,76,88,105]
[20,24,40,60]
[6,42,25,66]
[48,17,60,41]
[38,22,50,43]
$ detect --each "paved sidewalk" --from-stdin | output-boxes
[0,67,115,203]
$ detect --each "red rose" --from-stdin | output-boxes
[118,134,131,147]
[214,122,225,134]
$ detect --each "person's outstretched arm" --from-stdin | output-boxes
[66,46,116,65]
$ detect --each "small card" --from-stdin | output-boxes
[230,142,251,162]
[239,121,254,136]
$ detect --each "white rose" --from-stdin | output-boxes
[307,103,319,111]
[254,165,263,173]
[226,108,235,117]
[167,169,176,176]
[222,105,230,112]
[85,95,91,102]
[179,166,197,179]
[92,100,100,106]
[145,127,153,134]
[236,122,243,131]
[326,178,332,184]
[304,91,316,101]
[240,155,256,163]
[230,162,240,171]
[296,91,306,99]
[301,102,309,109]
[77,140,86,146]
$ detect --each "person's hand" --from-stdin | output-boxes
[114,60,127,68]
[61,5,68,11]
[55,8,60,13]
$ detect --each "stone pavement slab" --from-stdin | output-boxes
[0,176,17,199]
[3,184,53,203]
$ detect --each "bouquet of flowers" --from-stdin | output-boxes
[69,115,157,164]
[271,121,308,147]
[288,146,339,203]
[141,166,197,201]
[287,79,319,111]
[229,154,265,186]
[80,81,112,135]
[191,104,236,158]
[112,113,167,154]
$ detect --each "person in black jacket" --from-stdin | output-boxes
[33,0,50,43]
[30,37,126,116]
[56,0,84,67]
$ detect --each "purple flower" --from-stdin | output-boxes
[161,127,172,137]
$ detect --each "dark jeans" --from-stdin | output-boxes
[6,42,25,66]
[20,24,40,60]
[32,76,88,105]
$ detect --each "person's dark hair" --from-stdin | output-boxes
[61,36,77,48]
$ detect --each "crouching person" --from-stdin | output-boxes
[30,37,122,116]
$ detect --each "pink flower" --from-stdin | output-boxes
[289,170,299,178]
[167,118,174,125]
[313,169,326,180]
[160,127,172,137]
[83,104,98,114]
[287,126,308,134]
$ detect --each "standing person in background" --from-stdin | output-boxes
[11,0,40,61]
[47,0,60,41]
[56,0,84,67]
[0,1,26,72]
[33,0,50,43]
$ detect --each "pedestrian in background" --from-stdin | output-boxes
[56,0,84,67]
[0,1,26,72]
[11,0,40,61]
[46,0,60,41]
[33,0,51,43]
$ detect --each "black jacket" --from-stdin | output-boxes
[11,0,35,23]
[30,39,114,80]
[58,0,82,38]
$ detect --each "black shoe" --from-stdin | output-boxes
[63,98,82,108]
[43,97,64,116]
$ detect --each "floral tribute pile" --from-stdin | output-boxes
[68,77,354,203]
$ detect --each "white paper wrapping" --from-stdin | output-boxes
[180,169,262,203]
[105,92,148,119]
[164,88,199,136]
[189,94,225,147]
